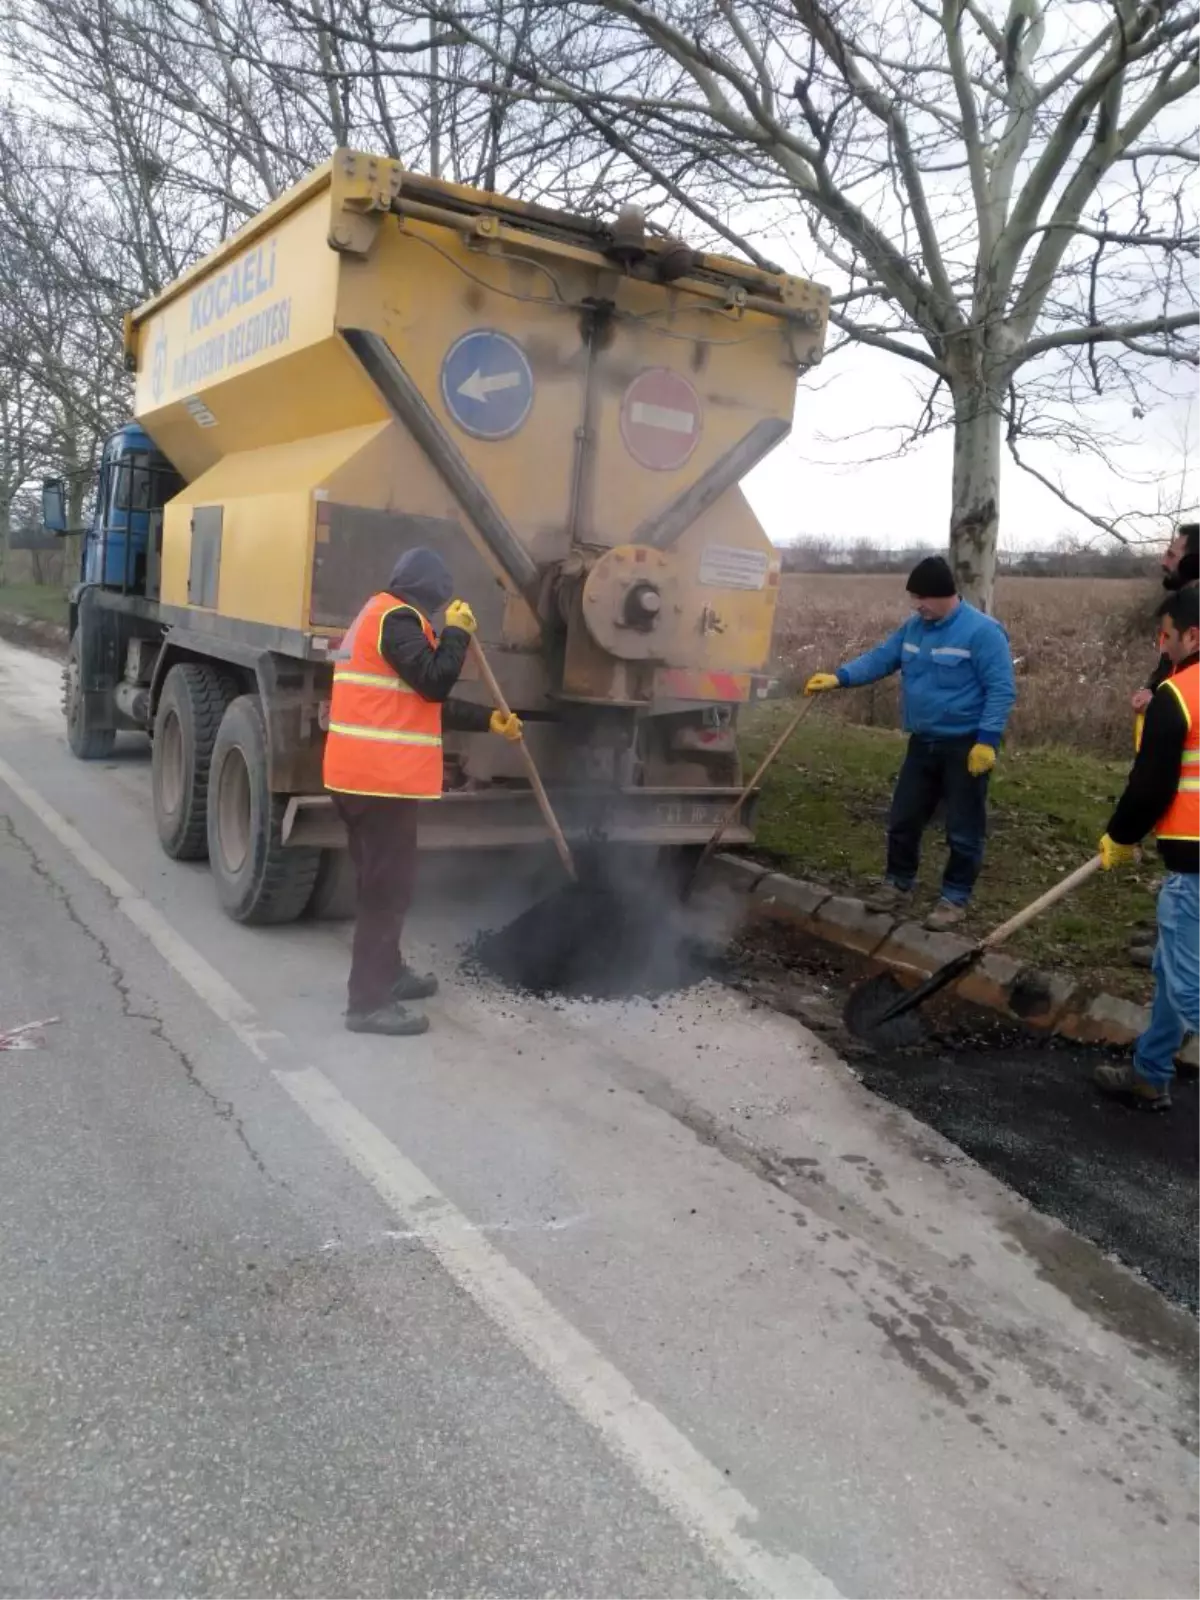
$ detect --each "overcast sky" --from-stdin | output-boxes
[742,329,1197,555]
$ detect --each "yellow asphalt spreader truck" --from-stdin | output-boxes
[42,150,828,924]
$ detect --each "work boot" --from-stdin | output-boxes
[345,1002,430,1037]
[864,882,913,916]
[924,899,967,932]
[1093,1060,1171,1111]
[391,966,439,1003]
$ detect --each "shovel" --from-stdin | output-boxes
[470,637,577,882]
[683,695,818,902]
[843,854,1104,1049]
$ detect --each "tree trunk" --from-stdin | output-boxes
[948,382,1003,612]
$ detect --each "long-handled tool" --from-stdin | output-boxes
[844,854,1104,1049]
[471,637,577,882]
[682,695,818,902]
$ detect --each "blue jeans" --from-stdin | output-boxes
[1134,873,1199,1087]
[886,735,989,906]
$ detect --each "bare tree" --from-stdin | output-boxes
[395,0,1197,607]
[0,0,1194,611]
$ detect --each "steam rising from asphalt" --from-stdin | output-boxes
[462,846,744,1000]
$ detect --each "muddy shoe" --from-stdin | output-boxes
[924,899,967,932]
[391,966,439,1003]
[1093,1060,1171,1111]
[864,883,913,916]
[345,1002,430,1037]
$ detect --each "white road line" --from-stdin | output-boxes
[0,755,272,1059]
[0,749,840,1600]
[276,1065,840,1600]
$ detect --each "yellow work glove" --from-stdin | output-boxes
[804,672,840,696]
[1099,834,1137,871]
[967,743,997,777]
[445,599,477,635]
[489,710,523,742]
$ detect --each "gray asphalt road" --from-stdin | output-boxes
[0,637,1196,1600]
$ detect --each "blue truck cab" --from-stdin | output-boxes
[42,422,186,762]
[43,422,184,597]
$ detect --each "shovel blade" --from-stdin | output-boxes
[843,972,929,1050]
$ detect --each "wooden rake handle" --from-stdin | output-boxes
[687,694,819,894]
[980,854,1104,951]
[470,637,577,881]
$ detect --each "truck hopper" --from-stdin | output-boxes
[53,150,829,923]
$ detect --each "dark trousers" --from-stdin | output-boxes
[333,795,420,1014]
[886,736,990,905]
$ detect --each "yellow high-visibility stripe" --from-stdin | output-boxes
[1178,778,1200,793]
[326,784,441,800]
[327,721,442,748]
[1163,678,1194,731]
[376,601,431,656]
[332,669,416,692]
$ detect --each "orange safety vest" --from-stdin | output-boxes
[323,591,444,799]
[1154,660,1199,842]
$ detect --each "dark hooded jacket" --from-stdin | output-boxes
[377,548,492,733]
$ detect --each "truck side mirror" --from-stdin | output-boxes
[42,478,68,534]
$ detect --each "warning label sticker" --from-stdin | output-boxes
[699,545,770,590]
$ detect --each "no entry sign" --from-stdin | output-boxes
[619,368,702,470]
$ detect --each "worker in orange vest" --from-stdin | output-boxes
[1127,523,1197,968]
[324,547,522,1036]
[1097,585,1199,1111]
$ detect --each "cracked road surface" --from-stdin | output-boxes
[0,636,1196,1599]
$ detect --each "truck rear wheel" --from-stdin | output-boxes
[207,694,320,925]
[63,632,116,761]
[153,663,239,861]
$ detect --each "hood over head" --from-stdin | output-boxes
[387,547,454,617]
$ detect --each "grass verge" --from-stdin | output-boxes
[0,582,68,627]
[741,701,1158,1001]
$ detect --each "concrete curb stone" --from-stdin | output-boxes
[806,894,895,957]
[752,873,830,934]
[704,854,771,895]
[874,922,973,976]
[711,852,1153,1053]
[1057,993,1150,1048]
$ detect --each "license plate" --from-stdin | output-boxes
[654,800,730,827]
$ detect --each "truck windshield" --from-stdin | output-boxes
[110,450,184,513]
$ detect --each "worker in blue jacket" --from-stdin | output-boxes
[805,555,1017,932]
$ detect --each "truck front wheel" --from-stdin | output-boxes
[207,694,320,925]
[152,662,239,860]
[63,633,116,761]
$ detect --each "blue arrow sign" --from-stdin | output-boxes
[440,329,534,441]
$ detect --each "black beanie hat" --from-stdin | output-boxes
[906,555,958,599]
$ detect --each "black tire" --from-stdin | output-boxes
[304,849,357,921]
[63,632,116,760]
[206,695,320,925]
[152,663,240,861]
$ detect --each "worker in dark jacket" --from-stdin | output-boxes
[324,547,521,1036]
[1128,522,1198,968]
[804,556,1017,931]
[1097,586,1200,1111]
